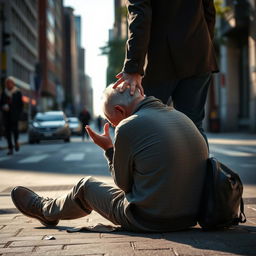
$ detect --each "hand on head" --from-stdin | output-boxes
[113,72,144,96]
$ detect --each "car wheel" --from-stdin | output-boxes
[64,137,70,143]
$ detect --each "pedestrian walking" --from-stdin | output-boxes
[96,115,103,132]
[113,0,219,145]
[11,84,208,232]
[79,107,91,141]
[0,77,23,155]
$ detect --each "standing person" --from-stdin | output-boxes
[113,0,218,144]
[79,107,91,141]
[0,77,23,155]
[96,115,103,132]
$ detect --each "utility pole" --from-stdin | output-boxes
[0,2,10,91]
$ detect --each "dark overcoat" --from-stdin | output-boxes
[123,0,219,99]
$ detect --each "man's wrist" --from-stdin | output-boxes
[105,147,114,163]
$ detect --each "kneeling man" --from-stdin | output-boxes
[11,84,208,232]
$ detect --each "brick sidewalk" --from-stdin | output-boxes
[1,132,256,255]
[1,183,256,256]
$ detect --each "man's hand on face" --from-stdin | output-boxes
[85,123,113,151]
[113,72,144,96]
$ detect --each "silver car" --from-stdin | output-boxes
[28,111,71,143]
[68,117,82,135]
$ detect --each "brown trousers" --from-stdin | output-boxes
[42,177,132,229]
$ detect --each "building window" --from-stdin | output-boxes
[12,59,31,84]
[47,27,55,45]
[47,11,55,28]
[11,8,37,47]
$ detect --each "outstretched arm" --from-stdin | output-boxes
[202,0,216,40]
[113,0,152,95]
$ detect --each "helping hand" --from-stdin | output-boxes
[85,123,113,151]
[113,72,144,96]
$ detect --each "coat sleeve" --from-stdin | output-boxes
[123,0,152,75]
[104,126,134,193]
[202,0,216,40]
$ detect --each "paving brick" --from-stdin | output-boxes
[0,246,34,254]
[34,244,63,252]
[65,242,134,255]
[0,233,18,239]
[0,235,44,243]
[134,249,175,256]
[1,251,104,256]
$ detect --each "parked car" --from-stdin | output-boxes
[68,117,82,135]
[28,111,71,144]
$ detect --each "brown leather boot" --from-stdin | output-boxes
[11,186,59,227]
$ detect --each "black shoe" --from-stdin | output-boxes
[15,143,20,152]
[11,186,59,227]
[7,149,13,155]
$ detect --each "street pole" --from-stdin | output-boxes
[0,3,6,91]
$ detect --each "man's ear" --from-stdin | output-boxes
[114,105,126,116]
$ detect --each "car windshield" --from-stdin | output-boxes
[69,118,79,123]
[35,115,64,122]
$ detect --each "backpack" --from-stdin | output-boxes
[198,157,246,230]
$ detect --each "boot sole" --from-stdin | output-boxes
[11,186,59,227]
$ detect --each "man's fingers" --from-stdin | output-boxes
[115,72,123,79]
[103,122,110,136]
[120,81,130,92]
[130,81,137,95]
[85,125,97,140]
[113,77,124,89]
[138,84,144,96]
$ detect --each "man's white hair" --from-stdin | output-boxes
[102,84,141,116]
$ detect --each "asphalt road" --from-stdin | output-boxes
[208,133,256,185]
[0,133,255,185]
[0,137,109,177]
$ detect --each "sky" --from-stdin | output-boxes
[64,0,114,116]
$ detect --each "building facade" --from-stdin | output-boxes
[74,15,93,115]
[0,0,38,113]
[113,0,128,39]
[214,0,256,132]
[38,0,64,111]
[63,7,80,116]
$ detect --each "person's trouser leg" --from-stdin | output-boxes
[12,121,19,144]
[171,73,212,146]
[42,177,129,227]
[4,122,13,151]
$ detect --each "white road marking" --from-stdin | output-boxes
[237,146,256,154]
[210,148,254,157]
[64,153,85,161]
[19,154,49,163]
[84,164,107,168]
[0,156,11,162]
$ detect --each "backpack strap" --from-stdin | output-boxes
[232,198,246,225]
[239,198,247,223]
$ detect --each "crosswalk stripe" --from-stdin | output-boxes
[64,153,85,161]
[84,164,107,168]
[19,154,49,163]
[237,146,256,154]
[210,147,254,157]
[0,156,11,162]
